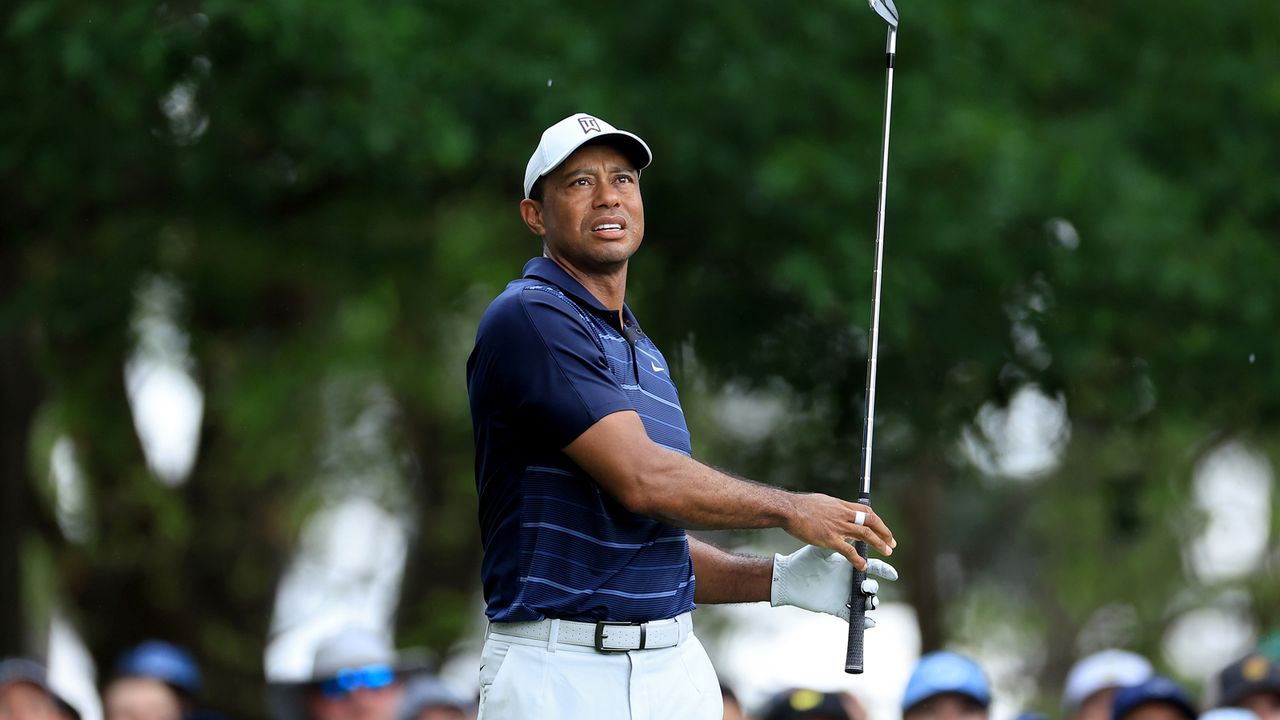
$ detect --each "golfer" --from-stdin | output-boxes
[466,112,899,718]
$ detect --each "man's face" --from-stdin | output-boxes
[1122,702,1191,720]
[411,707,466,720]
[306,684,405,720]
[520,143,644,276]
[0,682,60,720]
[1073,689,1120,720]
[904,693,989,720]
[103,677,182,720]
[1239,691,1280,720]
[721,695,746,720]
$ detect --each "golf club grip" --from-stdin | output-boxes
[844,539,870,674]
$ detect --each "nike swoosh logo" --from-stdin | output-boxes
[651,361,664,373]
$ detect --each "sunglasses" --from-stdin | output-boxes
[318,664,396,698]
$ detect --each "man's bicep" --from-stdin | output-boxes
[494,291,632,445]
[563,410,662,509]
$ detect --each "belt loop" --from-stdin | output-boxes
[547,618,560,652]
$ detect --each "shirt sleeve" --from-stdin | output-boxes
[475,288,634,449]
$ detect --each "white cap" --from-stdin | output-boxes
[523,112,652,199]
[310,628,397,679]
[1063,649,1154,712]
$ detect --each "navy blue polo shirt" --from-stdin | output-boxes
[467,257,696,623]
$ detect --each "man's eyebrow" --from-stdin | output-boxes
[562,164,637,179]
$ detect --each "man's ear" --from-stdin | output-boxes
[519,198,545,237]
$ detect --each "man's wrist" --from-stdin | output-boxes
[769,552,784,607]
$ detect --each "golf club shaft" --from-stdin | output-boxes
[845,23,896,676]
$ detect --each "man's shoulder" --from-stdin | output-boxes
[480,277,593,333]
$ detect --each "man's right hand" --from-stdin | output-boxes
[783,493,895,570]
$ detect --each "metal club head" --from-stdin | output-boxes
[868,0,899,27]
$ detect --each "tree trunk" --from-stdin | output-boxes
[0,324,43,656]
[393,405,483,656]
[896,445,947,653]
[0,243,45,657]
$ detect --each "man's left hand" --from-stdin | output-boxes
[770,544,899,626]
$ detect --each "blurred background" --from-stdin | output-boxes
[3,0,1280,718]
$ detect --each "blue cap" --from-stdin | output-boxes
[115,641,202,696]
[1112,676,1196,720]
[902,651,991,712]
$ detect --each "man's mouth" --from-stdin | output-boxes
[592,223,623,232]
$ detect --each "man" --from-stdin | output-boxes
[398,675,468,720]
[760,689,857,720]
[1110,676,1196,720]
[1212,653,1280,720]
[900,651,991,720]
[104,641,201,720]
[466,112,899,718]
[268,628,423,720]
[1063,650,1154,720]
[0,658,80,720]
[721,683,746,720]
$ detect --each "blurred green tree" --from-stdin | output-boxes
[3,0,1278,715]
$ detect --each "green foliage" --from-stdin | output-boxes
[4,0,1280,715]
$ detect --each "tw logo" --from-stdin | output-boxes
[578,117,601,134]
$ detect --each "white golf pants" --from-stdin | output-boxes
[477,623,722,719]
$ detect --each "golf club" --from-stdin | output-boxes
[845,0,898,676]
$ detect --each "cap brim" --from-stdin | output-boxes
[1222,681,1280,708]
[267,656,432,689]
[904,690,991,715]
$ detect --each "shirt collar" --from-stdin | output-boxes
[521,257,638,326]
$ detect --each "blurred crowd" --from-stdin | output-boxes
[0,630,468,720]
[729,639,1280,720]
[4,631,1280,720]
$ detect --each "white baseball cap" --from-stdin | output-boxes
[1063,649,1154,712]
[523,112,652,199]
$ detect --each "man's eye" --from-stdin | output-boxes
[574,178,591,186]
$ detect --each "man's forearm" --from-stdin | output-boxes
[633,450,801,531]
[563,410,895,565]
[688,535,772,604]
[565,411,802,531]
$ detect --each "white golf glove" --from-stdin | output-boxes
[770,544,898,627]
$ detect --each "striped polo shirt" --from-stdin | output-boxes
[466,256,696,623]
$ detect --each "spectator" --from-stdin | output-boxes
[835,691,867,720]
[269,628,425,720]
[105,641,202,720]
[0,658,81,720]
[720,683,746,720]
[1064,650,1154,720]
[1212,654,1280,720]
[1111,676,1196,720]
[901,651,991,720]
[397,675,467,720]
[760,689,850,720]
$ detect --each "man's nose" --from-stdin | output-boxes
[593,181,621,207]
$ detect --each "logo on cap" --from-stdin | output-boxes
[578,117,601,134]
[1244,656,1272,682]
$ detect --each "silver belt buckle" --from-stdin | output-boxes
[594,620,645,653]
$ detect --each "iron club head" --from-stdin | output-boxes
[868,0,899,27]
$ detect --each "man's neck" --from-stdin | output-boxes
[545,254,628,323]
